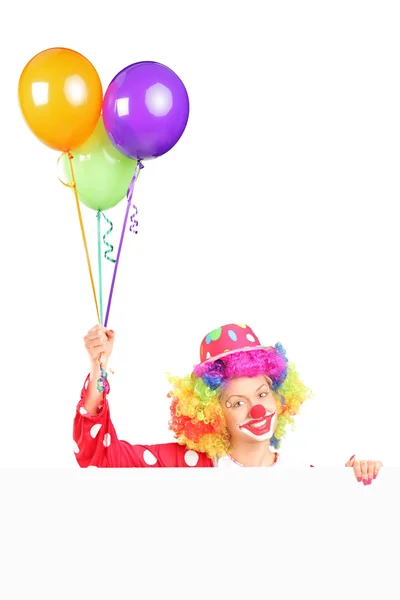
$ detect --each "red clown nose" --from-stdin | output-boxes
[249,404,266,420]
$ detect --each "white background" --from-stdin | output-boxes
[1,0,400,471]
[2,2,400,597]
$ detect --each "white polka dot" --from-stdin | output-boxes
[246,334,256,342]
[103,433,111,447]
[79,407,87,415]
[73,441,79,454]
[184,450,199,467]
[143,450,158,465]
[206,352,211,359]
[90,424,102,438]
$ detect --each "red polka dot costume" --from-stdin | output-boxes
[73,323,308,468]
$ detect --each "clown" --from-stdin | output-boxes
[73,323,382,483]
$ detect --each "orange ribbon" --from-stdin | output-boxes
[58,152,100,323]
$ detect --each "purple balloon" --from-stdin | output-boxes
[102,61,190,161]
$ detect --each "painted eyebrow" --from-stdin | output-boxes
[227,383,269,401]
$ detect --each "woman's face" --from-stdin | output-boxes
[220,375,278,444]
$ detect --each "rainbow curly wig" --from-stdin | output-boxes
[168,343,312,459]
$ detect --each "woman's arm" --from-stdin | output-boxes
[74,325,213,468]
[83,361,107,415]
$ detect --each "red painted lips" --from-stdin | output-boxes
[239,412,276,436]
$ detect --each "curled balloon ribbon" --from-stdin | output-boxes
[129,204,139,234]
[97,363,110,394]
[101,210,116,263]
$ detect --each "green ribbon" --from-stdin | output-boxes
[97,211,104,325]
[96,209,117,391]
[96,210,117,325]
[101,211,116,264]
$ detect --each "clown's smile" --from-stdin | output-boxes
[237,411,276,439]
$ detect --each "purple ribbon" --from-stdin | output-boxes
[104,161,143,328]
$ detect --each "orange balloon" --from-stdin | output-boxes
[18,47,103,152]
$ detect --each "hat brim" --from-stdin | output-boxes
[197,344,273,367]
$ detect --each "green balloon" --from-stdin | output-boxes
[61,116,137,211]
